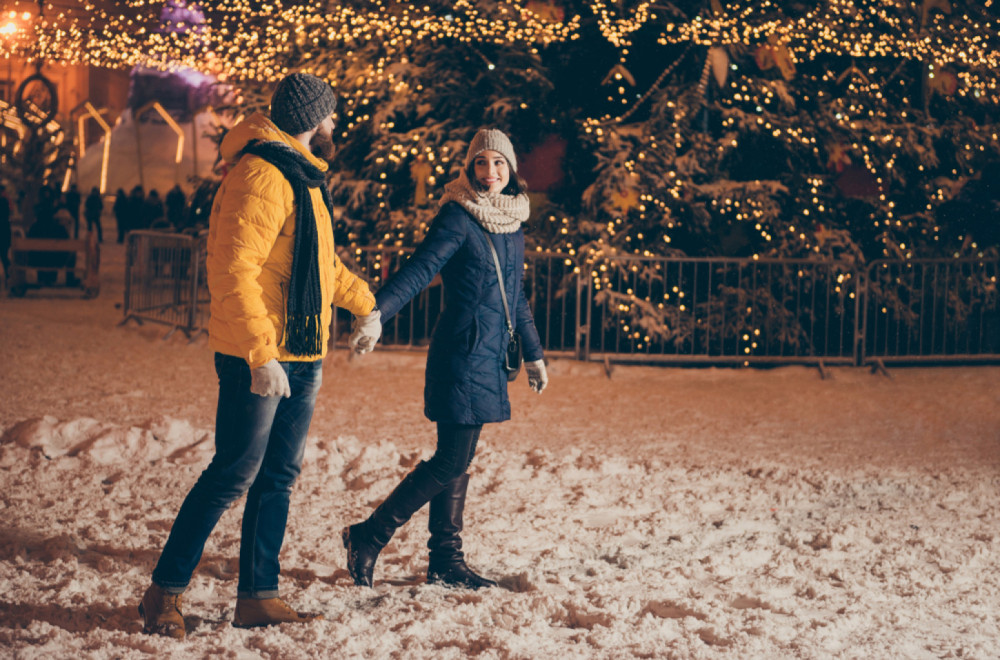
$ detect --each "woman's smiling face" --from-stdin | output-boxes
[473,150,510,194]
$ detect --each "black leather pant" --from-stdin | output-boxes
[424,422,482,485]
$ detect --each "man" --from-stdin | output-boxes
[83,187,103,243]
[138,72,380,638]
[64,183,81,238]
[164,184,187,230]
[126,185,145,232]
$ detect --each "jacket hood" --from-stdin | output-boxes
[220,112,328,172]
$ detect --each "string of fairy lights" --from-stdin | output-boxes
[0,1,995,82]
[2,1,993,228]
[1,1,996,355]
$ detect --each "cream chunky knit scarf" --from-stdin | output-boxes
[439,172,530,234]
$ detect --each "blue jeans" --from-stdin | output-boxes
[152,353,322,598]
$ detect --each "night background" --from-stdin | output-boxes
[3,0,997,360]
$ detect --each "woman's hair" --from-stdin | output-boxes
[465,156,529,196]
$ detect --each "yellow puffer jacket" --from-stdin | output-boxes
[206,112,375,368]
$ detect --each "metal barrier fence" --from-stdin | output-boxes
[122,231,208,338]
[580,256,861,364]
[862,259,1000,363]
[124,233,999,365]
[332,247,441,349]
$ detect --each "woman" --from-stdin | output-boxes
[343,128,548,590]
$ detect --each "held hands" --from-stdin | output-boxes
[349,309,382,355]
[250,359,291,398]
[526,359,548,394]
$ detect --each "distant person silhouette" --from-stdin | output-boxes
[145,189,166,229]
[64,184,81,239]
[126,185,145,232]
[165,184,187,230]
[113,188,128,243]
[0,184,11,279]
[27,205,73,286]
[84,187,104,243]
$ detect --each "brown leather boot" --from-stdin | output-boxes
[138,583,185,639]
[232,597,324,629]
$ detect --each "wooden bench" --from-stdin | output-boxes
[8,234,100,298]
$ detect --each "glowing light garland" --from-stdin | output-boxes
[0,1,994,91]
[1,0,995,325]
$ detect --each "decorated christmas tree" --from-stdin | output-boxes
[566,0,999,354]
[33,0,995,356]
[179,2,999,258]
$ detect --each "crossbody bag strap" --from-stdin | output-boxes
[477,225,514,337]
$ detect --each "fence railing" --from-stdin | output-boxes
[331,247,443,350]
[122,230,208,338]
[579,256,861,364]
[862,259,999,363]
[124,233,1000,366]
[330,247,586,355]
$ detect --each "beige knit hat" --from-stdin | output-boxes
[464,128,518,172]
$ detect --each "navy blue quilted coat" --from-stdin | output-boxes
[375,202,544,425]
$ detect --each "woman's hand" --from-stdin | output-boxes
[349,309,382,354]
[526,359,548,393]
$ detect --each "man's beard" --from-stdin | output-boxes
[309,128,336,163]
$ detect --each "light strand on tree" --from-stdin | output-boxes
[615,41,694,124]
[0,1,995,101]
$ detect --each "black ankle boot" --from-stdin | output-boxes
[426,473,498,590]
[343,461,444,587]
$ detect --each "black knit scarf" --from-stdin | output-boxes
[242,140,332,356]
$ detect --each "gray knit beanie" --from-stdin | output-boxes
[269,73,338,135]
[464,128,518,172]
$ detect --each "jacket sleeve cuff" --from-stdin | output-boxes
[340,279,376,316]
[524,348,545,363]
[247,344,279,369]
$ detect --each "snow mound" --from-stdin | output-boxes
[0,416,211,465]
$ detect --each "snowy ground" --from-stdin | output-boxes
[1,240,998,659]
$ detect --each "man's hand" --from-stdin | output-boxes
[250,359,291,398]
[349,309,382,354]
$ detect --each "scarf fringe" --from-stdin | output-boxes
[284,313,324,356]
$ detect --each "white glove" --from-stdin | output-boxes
[250,359,291,398]
[349,309,382,354]
[526,359,548,394]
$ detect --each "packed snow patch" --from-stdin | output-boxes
[1,414,998,658]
